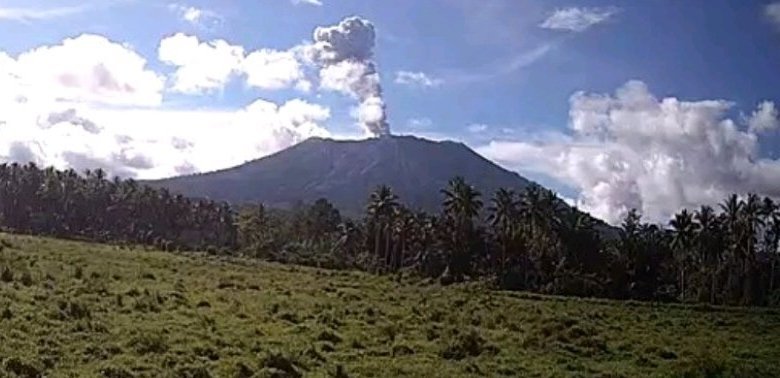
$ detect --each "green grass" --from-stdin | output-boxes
[0,233,779,377]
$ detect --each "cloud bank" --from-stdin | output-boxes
[0,33,330,179]
[479,81,780,224]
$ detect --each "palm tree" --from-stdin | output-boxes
[694,205,722,304]
[761,198,780,293]
[670,209,696,302]
[366,185,399,271]
[487,188,517,277]
[441,176,483,281]
[741,194,764,304]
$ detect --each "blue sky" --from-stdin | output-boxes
[1,0,780,223]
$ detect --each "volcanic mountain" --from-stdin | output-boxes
[147,135,536,215]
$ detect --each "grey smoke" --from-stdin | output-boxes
[309,16,389,136]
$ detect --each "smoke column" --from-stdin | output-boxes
[309,17,390,137]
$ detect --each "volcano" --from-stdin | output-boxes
[147,135,536,215]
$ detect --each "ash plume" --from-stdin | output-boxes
[308,16,390,137]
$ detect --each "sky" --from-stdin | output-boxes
[1,0,780,225]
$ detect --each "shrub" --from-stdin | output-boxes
[175,365,212,378]
[128,333,168,355]
[259,351,303,378]
[4,357,41,378]
[20,271,34,286]
[1,307,11,320]
[332,365,349,378]
[231,362,255,378]
[440,329,489,360]
[316,329,342,344]
[1,266,13,282]
[392,344,414,356]
[57,300,91,320]
[100,365,135,378]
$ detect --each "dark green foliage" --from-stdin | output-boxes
[4,357,41,378]
[1,265,12,282]
[0,163,236,251]
[128,332,168,355]
[259,351,303,378]
[2,162,780,307]
[439,329,488,360]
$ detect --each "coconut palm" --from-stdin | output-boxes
[670,209,696,302]
[487,188,518,276]
[441,176,483,280]
[694,205,723,304]
[366,185,399,271]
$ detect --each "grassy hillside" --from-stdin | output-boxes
[0,233,778,377]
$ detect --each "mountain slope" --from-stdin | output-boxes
[147,135,534,215]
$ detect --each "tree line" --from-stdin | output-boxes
[1,163,778,306]
[0,163,236,250]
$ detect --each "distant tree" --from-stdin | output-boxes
[670,209,696,302]
[440,176,482,282]
[366,185,399,272]
[487,188,518,279]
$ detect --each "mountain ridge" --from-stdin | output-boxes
[146,134,536,216]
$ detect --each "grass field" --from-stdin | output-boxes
[0,233,779,377]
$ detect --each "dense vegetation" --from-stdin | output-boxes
[2,163,780,307]
[1,233,778,377]
[0,163,236,250]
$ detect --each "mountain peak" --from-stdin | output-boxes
[147,135,532,215]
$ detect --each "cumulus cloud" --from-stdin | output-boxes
[158,34,307,93]
[0,98,331,179]
[395,71,443,88]
[307,16,389,136]
[12,34,164,106]
[540,7,617,32]
[243,49,307,90]
[767,2,780,28]
[0,35,332,179]
[748,101,780,133]
[478,81,780,224]
[158,33,244,94]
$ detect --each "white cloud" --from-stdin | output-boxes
[169,4,222,29]
[0,35,331,179]
[292,0,323,6]
[158,33,244,94]
[540,7,617,32]
[395,71,443,88]
[158,34,308,93]
[12,34,164,106]
[478,80,780,224]
[767,2,780,28]
[0,5,86,22]
[243,49,306,90]
[748,101,779,133]
[0,98,331,179]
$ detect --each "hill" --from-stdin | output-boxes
[0,233,779,377]
[146,135,533,215]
